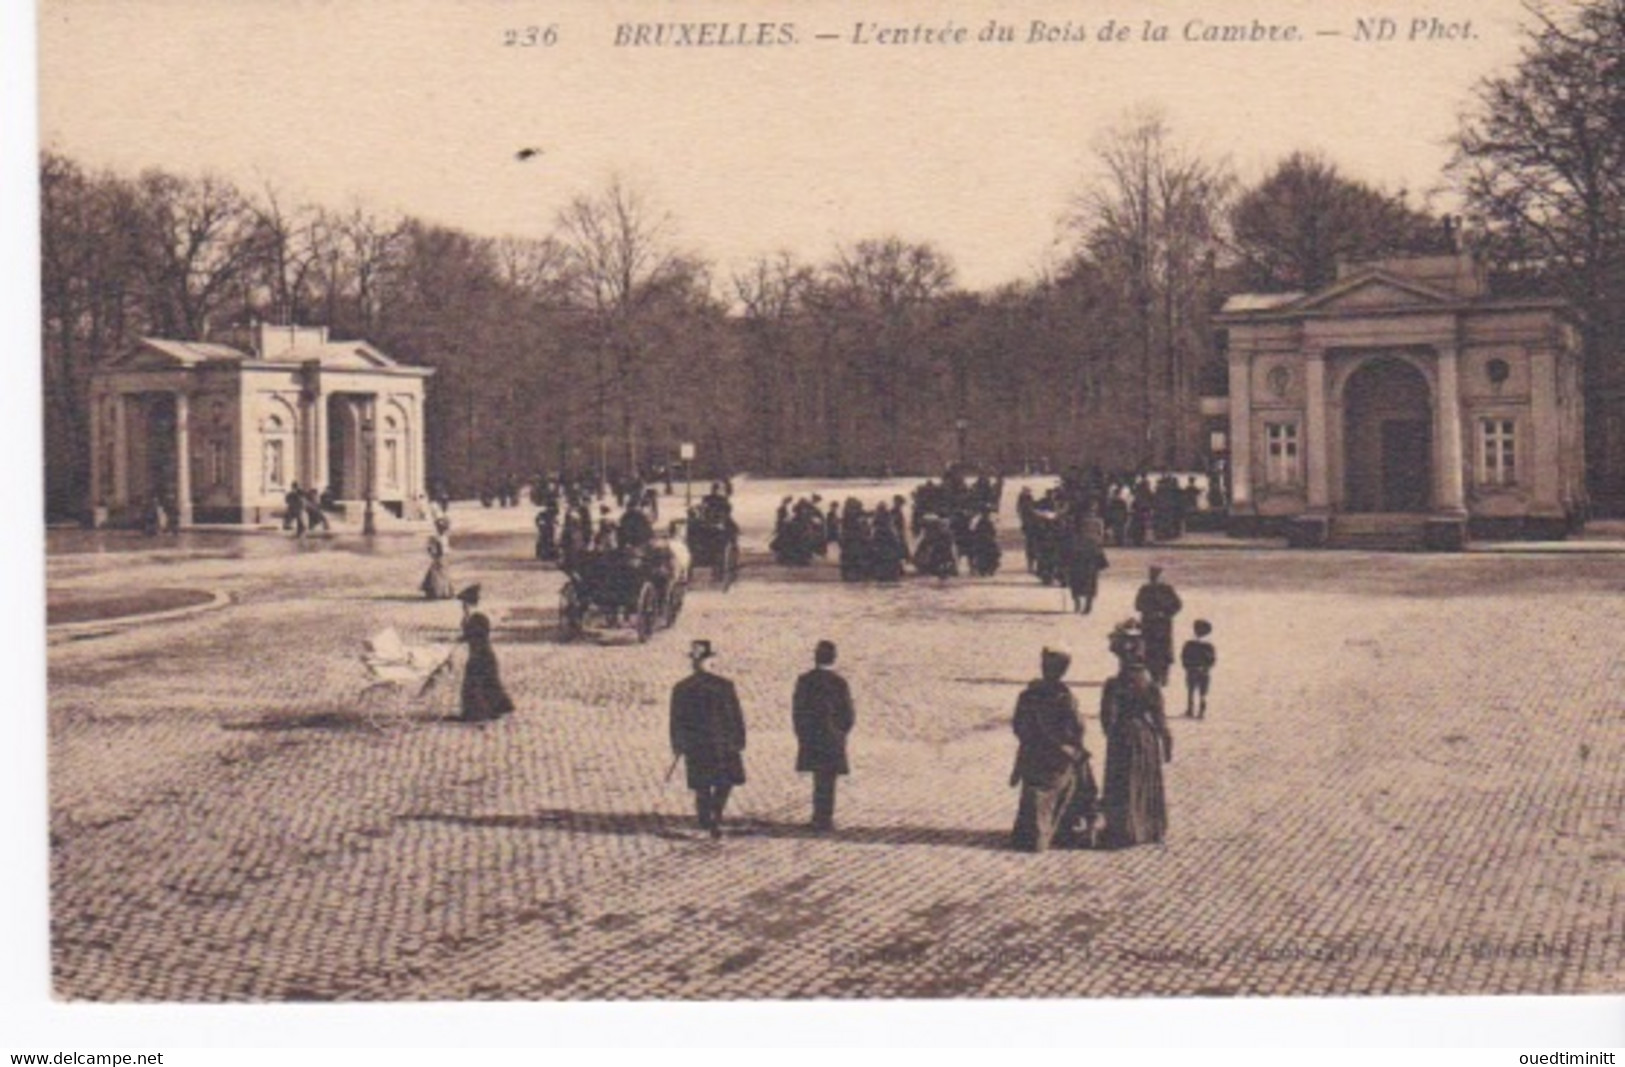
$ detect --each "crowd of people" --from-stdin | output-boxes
[1021,467,1207,557]
[406,461,1224,856]
[770,468,1005,581]
[528,472,698,569]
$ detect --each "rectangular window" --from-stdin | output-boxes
[1480,418,1516,486]
[1265,422,1300,486]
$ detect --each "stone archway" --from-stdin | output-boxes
[327,395,365,498]
[1342,357,1433,513]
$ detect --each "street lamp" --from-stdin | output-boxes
[955,417,969,467]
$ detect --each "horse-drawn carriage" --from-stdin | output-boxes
[558,542,686,642]
[685,508,740,590]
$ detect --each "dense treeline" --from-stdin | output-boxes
[40,114,1449,519]
[44,0,1625,520]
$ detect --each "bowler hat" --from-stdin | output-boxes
[815,640,837,666]
[689,639,716,661]
[1194,619,1212,637]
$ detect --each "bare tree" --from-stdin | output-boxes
[554,177,707,476]
[1450,0,1625,506]
[733,252,814,470]
[131,170,261,340]
[823,237,957,472]
[1068,110,1232,467]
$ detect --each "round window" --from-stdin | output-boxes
[1486,358,1511,385]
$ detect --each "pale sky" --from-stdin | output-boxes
[39,0,1534,289]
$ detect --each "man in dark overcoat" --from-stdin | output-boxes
[670,639,747,839]
[1134,566,1184,687]
[792,640,856,832]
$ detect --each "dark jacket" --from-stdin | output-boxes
[670,670,747,789]
[1012,679,1085,788]
[792,667,855,774]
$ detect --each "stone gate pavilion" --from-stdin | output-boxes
[1213,254,1587,548]
[88,324,433,527]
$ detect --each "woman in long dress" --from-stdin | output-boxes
[456,584,513,722]
[1100,620,1174,847]
[1009,648,1091,852]
[421,519,455,599]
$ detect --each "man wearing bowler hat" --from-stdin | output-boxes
[792,640,856,832]
[670,639,747,839]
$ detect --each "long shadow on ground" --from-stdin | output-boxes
[399,808,1013,852]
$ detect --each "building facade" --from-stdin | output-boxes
[1214,255,1587,547]
[89,324,433,526]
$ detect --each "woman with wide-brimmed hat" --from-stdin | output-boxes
[1099,619,1173,847]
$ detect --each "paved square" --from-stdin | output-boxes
[45,479,1625,1000]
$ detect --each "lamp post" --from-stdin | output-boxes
[955,417,969,468]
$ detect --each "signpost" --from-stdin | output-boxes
[679,441,695,510]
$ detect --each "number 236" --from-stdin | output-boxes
[503,25,559,46]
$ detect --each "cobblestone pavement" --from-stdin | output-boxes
[45,479,1625,1001]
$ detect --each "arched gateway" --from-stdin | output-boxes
[1215,254,1587,548]
[1342,357,1432,514]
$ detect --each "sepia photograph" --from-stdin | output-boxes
[8,0,1625,1048]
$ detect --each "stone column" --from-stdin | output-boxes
[174,391,193,526]
[1528,347,1561,512]
[1435,345,1466,512]
[88,391,103,523]
[307,391,327,494]
[411,394,427,505]
[367,396,383,500]
[1227,350,1253,508]
[1304,348,1330,510]
[111,392,129,509]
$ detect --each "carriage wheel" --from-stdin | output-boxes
[665,581,687,627]
[635,582,659,643]
[559,584,585,642]
[719,541,739,592]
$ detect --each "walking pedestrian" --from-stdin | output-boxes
[1134,565,1183,686]
[421,518,455,600]
[1180,619,1216,719]
[792,640,856,832]
[670,639,747,839]
[1100,621,1173,848]
[456,584,514,723]
[1010,648,1094,852]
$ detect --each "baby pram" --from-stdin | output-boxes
[356,626,457,726]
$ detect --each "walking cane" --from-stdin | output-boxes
[664,753,681,783]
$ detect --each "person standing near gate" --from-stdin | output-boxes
[792,640,856,832]
[670,639,747,840]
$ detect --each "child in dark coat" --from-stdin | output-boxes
[1180,619,1216,719]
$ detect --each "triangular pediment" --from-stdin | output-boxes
[103,338,248,371]
[1292,270,1457,313]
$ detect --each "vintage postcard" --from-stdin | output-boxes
[11,0,1625,1047]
